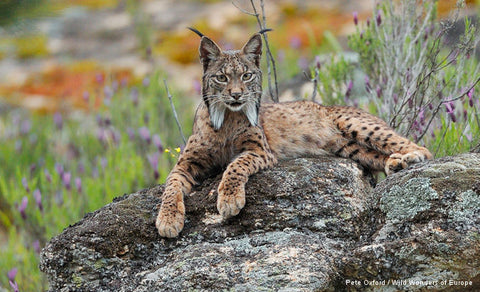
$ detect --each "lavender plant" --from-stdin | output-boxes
[0,70,193,291]
[348,0,480,155]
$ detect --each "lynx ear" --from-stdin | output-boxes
[242,33,262,67]
[199,36,221,71]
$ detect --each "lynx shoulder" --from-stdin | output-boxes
[155,31,432,238]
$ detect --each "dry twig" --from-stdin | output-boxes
[163,79,187,145]
[233,0,279,102]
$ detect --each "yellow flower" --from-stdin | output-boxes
[175,147,181,153]
[165,149,170,153]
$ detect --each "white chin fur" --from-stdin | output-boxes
[209,101,258,129]
[209,102,226,130]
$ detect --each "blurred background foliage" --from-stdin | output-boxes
[0,0,479,291]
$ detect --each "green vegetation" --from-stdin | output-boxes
[0,71,193,291]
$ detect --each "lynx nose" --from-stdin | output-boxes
[230,91,242,100]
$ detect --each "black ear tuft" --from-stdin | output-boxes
[242,33,262,67]
[199,36,221,71]
[187,27,205,38]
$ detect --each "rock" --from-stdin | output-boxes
[39,154,480,291]
[341,153,480,291]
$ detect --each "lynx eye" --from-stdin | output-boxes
[242,72,253,81]
[215,74,228,83]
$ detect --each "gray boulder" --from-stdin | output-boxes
[39,154,480,291]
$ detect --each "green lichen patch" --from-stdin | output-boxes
[448,190,480,231]
[380,178,439,223]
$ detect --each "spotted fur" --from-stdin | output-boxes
[156,32,432,238]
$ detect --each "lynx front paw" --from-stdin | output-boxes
[385,150,429,175]
[156,202,185,238]
[217,181,246,219]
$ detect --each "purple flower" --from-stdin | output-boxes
[33,189,43,211]
[408,97,414,108]
[104,86,113,106]
[138,127,151,144]
[78,162,85,174]
[18,197,28,220]
[289,36,302,49]
[83,91,90,103]
[7,268,18,282]
[127,127,135,141]
[467,88,474,107]
[314,55,321,69]
[365,76,372,93]
[147,153,160,180]
[96,73,104,84]
[62,172,71,191]
[29,163,37,175]
[297,57,309,70]
[20,119,31,135]
[112,80,119,92]
[345,80,353,98]
[112,129,121,145]
[96,128,106,143]
[100,157,108,170]
[375,86,382,98]
[152,134,163,152]
[353,11,359,26]
[75,177,82,193]
[193,79,201,95]
[33,240,41,254]
[8,268,19,292]
[53,112,63,130]
[44,169,52,183]
[121,77,129,87]
[393,93,399,104]
[130,88,139,106]
[55,163,64,176]
[143,77,150,87]
[22,177,30,193]
[376,10,382,26]
[418,109,425,125]
[444,101,457,123]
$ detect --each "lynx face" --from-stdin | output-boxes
[199,34,263,130]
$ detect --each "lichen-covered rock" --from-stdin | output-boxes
[40,157,374,291]
[40,154,480,291]
[341,153,480,291]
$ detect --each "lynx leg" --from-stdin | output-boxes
[217,129,277,218]
[156,136,212,238]
[331,106,432,174]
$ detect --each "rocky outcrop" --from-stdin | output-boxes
[40,153,480,291]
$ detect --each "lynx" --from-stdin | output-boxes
[156,31,432,238]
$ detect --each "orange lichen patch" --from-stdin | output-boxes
[437,0,477,16]
[154,22,225,65]
[0,61,134,113]
[272,6,352,50]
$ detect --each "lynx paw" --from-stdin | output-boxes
[156,202,185,238]
[385,151,428,175]
[217,181,246,219]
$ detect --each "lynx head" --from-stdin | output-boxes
[197,33,263,130]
